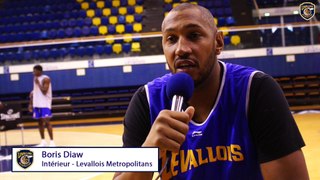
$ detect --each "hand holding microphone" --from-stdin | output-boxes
[142,73,194,152]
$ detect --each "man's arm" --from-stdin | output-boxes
[28,91,33,112]
[248,73,309,179]
[113,87,154,180]
[261,150,309,180]
[35,78,50,95]
[113,86,194,180]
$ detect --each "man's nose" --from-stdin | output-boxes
[175,37,192,57]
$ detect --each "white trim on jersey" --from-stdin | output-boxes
[144,84,151,110]
[245,71,263,120]
[189,61,227,127]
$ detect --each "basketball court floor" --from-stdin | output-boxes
[0,113,319,180]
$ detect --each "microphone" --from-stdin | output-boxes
[166,72,194,112]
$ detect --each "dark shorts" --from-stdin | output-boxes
[33,108,52,119]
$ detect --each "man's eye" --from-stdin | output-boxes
[189,32,200,40]
[167,36,177,43]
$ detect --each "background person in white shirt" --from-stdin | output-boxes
[28,65,55,146]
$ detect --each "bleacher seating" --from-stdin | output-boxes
[251,0,318,8]
[0,0,145,63]
[0,86,139,121]
[274,75,320,109]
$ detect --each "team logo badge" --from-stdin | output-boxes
[17,150,33,169]
[299,2,315,20]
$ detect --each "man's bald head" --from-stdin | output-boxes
[161,3,216,32]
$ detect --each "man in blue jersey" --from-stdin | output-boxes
[114,3,308,180]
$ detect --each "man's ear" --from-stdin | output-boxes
[215,31,224,55]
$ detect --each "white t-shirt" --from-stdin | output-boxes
[33,75,52,109]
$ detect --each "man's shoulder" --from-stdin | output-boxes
[145,73,172,89]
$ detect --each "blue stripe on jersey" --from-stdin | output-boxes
[145,62,263,180]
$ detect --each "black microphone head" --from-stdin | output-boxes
[166,72,194,101]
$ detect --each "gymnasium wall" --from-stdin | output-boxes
[0,50,319,95]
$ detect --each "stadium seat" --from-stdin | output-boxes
[118,15,126,24]
[109,16,118,24]
[119,7,127,15]
[48,29,57,39]
[105,44,113,54]
[75,18,85,27]
[112,0,120,7]
[76,46,85,57]
[226,16,235,26]
[40,49,50,59]
[77,0,84,3]
[231,35,241,46]
[213,0,223,7]
[105,35,115,44]
[216,9,224,17]
[224,7,232,17]
[218,17,226,26]
[65,27,74,37]
[116,24,125,34]
[128,0,136,6]
[85,45,95,56]
[99,25,108,35]
[86,9,95,18]
[95,9,103,17]
[57,29,66,38]
[206,1,214,8]
[123,43,131,53]
[224,36,231,45]
[69,47,76,57]
[89,1,97,9]
[74,27,82,37]
[49,48,59,59]
[164,0,173,3]
[136,0,144,5]
[131,42,141,52]
[126,14,134,23]
[112,43,122,54]
[123,33,133,43]
[134,14,143,22]
[92,17,101,26]
[164,4,172,12]
[111,7,119,15]
[101,16,109,25]
[120,0,128,6]
[68,19,77,27]
[60,19,69,27]
[135,5,144,14]
[84,17,93,26]
[133,23,142,32]
[219,27,229,36]
[127,6,135,14]
[23,50,33,60]
[96,1,105,9]
[82,26,90,36]
[103,8,111,16]
[108,25,116,34]
[173,3,180,8]
[214,17,218,26]
[81,2,89,10]
[95,45,105,55]
[90,26,99,35]
[125,24,133,33]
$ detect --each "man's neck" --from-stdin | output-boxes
[189,61,222,123]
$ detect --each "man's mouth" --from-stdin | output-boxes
[175,59,197,70]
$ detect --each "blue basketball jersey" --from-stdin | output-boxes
[145,62,263,180]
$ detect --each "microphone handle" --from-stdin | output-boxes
[171,95,184,112]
